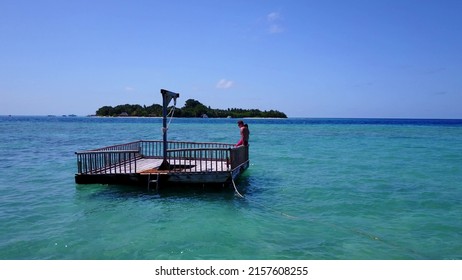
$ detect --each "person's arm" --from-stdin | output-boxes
[236,139,244,146]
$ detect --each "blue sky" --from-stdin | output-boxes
[1,0,461,118]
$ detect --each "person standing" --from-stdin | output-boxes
[236,120,249,146]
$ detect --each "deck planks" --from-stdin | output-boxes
[94,158,230,174]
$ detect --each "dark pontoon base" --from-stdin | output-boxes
[75,162,249,190]
[75,174,143,186]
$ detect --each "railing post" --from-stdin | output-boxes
[76,153,82,173]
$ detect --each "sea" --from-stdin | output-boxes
[0,116,461,260]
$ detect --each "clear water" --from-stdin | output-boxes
[0,116,461,260]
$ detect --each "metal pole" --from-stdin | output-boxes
[162,93,168,163]
[159,89,179,170]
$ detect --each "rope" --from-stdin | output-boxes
[162,104,176,134]
[231,177,245,198]
[231,178,428,259]
[166,105,176,128]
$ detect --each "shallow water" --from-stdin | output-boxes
[0,116,461,259]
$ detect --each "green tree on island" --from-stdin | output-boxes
[96,99,287,118]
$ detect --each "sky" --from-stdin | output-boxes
[1,0,461,118]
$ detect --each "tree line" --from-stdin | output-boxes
[95,99,287,118]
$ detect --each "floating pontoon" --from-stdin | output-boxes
[75,89,249,190]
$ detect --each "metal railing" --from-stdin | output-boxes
[139,140,234,157]
[76,141,142,174]
[76,140,248,175]
[230,145,249,170]
[164,145,249,173]
[75,150,140,174]
[166,147,231,173]
[90,141,142,152]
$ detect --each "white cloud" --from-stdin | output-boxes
[267,12,281,22]
[267,12,284,34]
[124,86,135,92]
[216,79,234,89]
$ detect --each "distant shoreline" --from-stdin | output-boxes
[2,115,462,122]
[94,99,288,118]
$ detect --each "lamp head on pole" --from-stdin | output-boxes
[161,89,180,107]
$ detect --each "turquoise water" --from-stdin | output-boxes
[0,116,461,260]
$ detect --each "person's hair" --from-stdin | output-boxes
[237,120,244,125]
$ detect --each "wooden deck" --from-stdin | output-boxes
[75,140,249,188]
[88,157,230,175]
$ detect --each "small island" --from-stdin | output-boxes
[96,99,287,118]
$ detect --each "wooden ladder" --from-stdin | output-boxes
[147,173,160,192]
